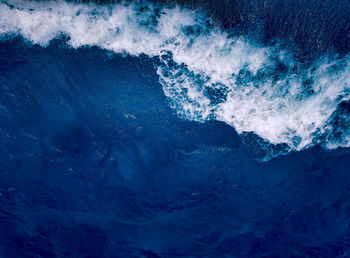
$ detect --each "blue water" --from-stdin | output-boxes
[1,37,350,257]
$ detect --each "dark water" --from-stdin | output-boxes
[1,38,350,257]
[2,0,350,256]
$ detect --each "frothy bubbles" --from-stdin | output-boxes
[1,0,350,160]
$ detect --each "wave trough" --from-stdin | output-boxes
[1,0,350,156]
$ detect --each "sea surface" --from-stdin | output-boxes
[1,0,350,257]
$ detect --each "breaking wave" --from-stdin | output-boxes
[1,0,350,157]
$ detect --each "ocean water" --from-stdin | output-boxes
[1,0,350,257]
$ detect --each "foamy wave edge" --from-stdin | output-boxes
[1,0,350,159]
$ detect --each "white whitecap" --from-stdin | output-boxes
[1,0,350,158]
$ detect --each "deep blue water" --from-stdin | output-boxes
[1,37,350,257]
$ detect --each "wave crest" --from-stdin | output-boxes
[1,0,350,158]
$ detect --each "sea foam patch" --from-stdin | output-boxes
[1,0,350,158]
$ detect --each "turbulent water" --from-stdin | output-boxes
[2,0,350,157]
[2,0,350,257]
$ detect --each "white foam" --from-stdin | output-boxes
[1,0,350,156]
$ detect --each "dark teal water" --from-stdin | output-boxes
[1,38,350,257]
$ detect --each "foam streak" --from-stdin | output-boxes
[1,0,350,157]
